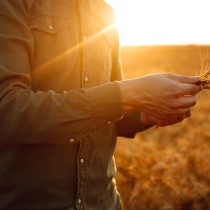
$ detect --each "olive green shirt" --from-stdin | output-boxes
[0,0,148,209]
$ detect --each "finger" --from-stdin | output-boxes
[176,111,191,122]
[182,94,197,108]
[183,95,196,109]
[155,119,170,129]
[154,108,189,120]
[159,118,179,127]
[169,74,200,84]
[159,110,192,127]
[186,111,191,118]
[170,107,192,120]
[170,94,196,110]
[177,115,185,121]
[181,83,202,95]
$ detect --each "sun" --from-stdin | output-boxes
[105,0,179,46]
[105,0,210,46]
[107,0,147,46]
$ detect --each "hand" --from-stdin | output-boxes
[118,73,202,120]
[139,111,191,128]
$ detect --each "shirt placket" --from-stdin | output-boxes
[76,1,91,209]
[75,136,90,209]
[79,1,91,89]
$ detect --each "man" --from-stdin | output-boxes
[0,0,201,209]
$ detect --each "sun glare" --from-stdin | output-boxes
[105,0,210,46]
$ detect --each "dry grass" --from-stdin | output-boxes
[115,45,210,210]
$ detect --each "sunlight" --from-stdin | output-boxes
[105,0,210,46]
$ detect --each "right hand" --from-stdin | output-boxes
[118,73,202,120]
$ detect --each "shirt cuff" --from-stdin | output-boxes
[87,82,124,131]
[116,110,153,138]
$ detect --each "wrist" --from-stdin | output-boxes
[118,79,145,113]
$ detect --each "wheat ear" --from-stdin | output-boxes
[198,48,210,89]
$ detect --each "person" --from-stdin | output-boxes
[0,0,202,210]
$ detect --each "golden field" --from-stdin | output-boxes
[115,45,210,210]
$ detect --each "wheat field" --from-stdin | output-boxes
[115,45,210,210]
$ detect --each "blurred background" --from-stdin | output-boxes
[104,1,210,209]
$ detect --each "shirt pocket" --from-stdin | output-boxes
[29,13,76,76]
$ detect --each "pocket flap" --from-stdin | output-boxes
[29,13,70,34]
[53,0,77,9]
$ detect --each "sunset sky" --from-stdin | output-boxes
[105,0,210,46]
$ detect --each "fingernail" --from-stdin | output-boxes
[194,76,201,81]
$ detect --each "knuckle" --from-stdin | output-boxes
[192,86,198,93]
[183,75,188,80]
[166,72,173,77]
[172,87,183,98]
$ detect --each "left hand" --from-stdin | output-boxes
[140,111,191,128]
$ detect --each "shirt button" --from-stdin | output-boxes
[80,159,84,164]
[83,36,87,41]
[49,25,53,30]
[77,199,82,204]
[107,121,112,125]
[69,138,75,143]
[84,77,88,82]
